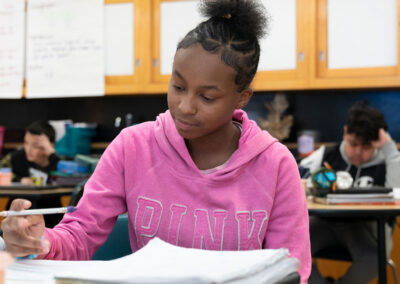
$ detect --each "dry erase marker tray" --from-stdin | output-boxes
[310,186,392,197]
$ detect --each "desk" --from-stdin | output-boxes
[0,185,74,207]
[308,199,400,284]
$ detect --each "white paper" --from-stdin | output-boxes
[6,238,299,284]
[0,0,25,98]
[26,0,105,98]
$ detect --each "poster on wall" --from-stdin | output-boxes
[0,0,25,99]
[26,0,104,98]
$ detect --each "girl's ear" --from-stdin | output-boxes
[235,89,253,109]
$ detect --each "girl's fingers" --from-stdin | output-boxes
[9,199,32,211]
[3,223,48,256]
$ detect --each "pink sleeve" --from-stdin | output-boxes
[41,131,129,260]
[264,150,311,283]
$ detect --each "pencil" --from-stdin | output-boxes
[0,206,77,217]
[323,161,333,170]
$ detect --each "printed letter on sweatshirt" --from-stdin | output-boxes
[168,204,187,245]
[236,210,268,250]
[193,209,227,250]
[135,196,163,247]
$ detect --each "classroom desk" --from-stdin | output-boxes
[307,199,400,284]
[0,185,74,207]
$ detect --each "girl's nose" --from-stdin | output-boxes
[179,95,196,115]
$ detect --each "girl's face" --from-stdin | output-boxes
[168,44,251,141]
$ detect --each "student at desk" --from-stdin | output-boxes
[300,101,400,284]
[0,120,62,228]
[1,0,311,282]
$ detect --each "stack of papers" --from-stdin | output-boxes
[6,238,300,284]
[314,188,400,205]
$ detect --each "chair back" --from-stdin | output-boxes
[92,214,132,260]
[68,178,88,206]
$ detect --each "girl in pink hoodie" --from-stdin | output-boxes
[2,0,311,282]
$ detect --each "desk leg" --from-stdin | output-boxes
[377,218,387,284]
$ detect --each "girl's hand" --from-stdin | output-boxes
[371,128,392,149]
[37,134,55,157]
[1,199,49,257]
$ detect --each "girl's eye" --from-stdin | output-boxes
[201,94,213,102]
[173,85,184,92]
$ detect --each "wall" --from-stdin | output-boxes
[0,95,168,145]
[0,89,399,149]
[246,89,400,143]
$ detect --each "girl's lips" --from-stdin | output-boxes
[176,119,196,130]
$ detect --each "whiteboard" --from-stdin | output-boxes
[327,0,398,69]
[26,0,105,98]
[0,0,25,98]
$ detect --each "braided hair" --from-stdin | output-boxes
[177,0,267,92]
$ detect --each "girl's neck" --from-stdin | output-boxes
[186,122,241,170]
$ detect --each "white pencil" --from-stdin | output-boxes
[0,206,77,217]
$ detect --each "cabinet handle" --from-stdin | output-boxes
[153,59,159,67]
[298,51,304,62]
[319,51,325,61]
[135,59,141,67]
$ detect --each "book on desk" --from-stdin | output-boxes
[312,187,400,205]
[6,238,300,284]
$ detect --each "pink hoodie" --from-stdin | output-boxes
[43,110,311,282]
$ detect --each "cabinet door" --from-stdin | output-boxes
[105,0,150,94]
[151,0,202,86]
[314,0,400,88]
[253,0,310,91]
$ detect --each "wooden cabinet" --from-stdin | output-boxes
[104,0,152,94]
[253,0,311,91]
[149,0,311,92]
[151,0,201,85]
[106,0,198,94]
[311,0,400,89]
[106,0,400,95]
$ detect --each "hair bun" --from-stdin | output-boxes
[199,0,268,40]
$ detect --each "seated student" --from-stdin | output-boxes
[300,101,400,284]
[1,1,311,282]
[0,120,62,228]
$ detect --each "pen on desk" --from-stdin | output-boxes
[323,161,333,170]
[0,206,77,217]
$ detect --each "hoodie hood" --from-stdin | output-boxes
[154,110,278,181]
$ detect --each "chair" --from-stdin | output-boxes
[92,214,132,260]
[68,178,88,206]
[314,245,399,284]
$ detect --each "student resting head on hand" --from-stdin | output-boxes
[300,101,400,284]
[0,120,62,228]
[0,120,59,186]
